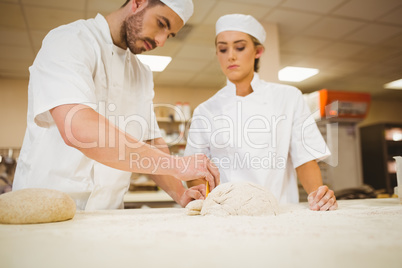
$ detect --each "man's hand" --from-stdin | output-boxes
[307,185,338,211]
[175,154,220,191]
[178,184,206,207]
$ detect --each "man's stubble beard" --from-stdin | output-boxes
[121,8,156,54]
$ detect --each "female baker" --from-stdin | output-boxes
[184,14,337,211]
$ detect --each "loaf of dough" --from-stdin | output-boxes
[200,182,279,216]
[0,188,76,224]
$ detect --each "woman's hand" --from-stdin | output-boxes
[307,185,338,211]
[179,184,206,207]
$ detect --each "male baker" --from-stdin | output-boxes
[13,0,219,210]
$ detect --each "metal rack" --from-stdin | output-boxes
[0,148,19,194]
[360,123,402,194]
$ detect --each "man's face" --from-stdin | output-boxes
[121,4,184,54]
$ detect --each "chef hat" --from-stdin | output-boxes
[160,0,194,24]
[216,14,266,43]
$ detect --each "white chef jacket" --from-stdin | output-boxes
[13,14,161,210]
[184,73,330,204]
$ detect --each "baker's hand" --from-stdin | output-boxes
[307,185,338,211]
[175,154,220,191]
[179,184,206,207]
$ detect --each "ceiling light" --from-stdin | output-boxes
[384,79,402,90]
[278,66,319,82]
[137,55,172,72]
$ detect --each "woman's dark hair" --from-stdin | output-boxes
[121,0,163,8]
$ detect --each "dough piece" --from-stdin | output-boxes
[0,188,76,224]
[185,199,204,216]
[201,182,279,216]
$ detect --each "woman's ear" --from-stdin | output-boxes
[255,46,265,59]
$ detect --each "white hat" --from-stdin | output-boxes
[216,14,266,43]
[160,0,194,24]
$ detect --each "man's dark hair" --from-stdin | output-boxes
[121,0,164,8]
[122,0,130,7]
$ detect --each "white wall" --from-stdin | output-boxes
[0,78,28,148]
[359,100,402,127]
[153,86,217,108]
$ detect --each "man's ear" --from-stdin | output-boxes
[131,0,148,13]
[255,46,265,59]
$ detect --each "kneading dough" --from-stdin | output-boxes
[185,199,204,216]
[200,182,279,216]
[0,188,76,224]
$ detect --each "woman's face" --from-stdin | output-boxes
[216,31,261,84]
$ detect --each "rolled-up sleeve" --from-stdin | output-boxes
[289,91,330,168]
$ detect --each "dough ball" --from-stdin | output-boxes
[185,199,204,216]
[201,182,279,216]
[0,188,76,224]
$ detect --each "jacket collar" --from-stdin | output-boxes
[94,14,114,46]
[224,72,262,96]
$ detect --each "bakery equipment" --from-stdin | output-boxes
[304,89,371,192]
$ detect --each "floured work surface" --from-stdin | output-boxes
[1,198,402,268]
